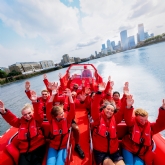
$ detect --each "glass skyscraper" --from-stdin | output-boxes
[111,41,115,50]
[102,44,106,50]
[120,30,128,51]
[128,36,136,49]
[107,39,113,51]
[138,24,145,42]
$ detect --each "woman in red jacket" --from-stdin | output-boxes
[91,85,125,165]
[122,95,165,165]
[0,100,46,165]
[45,88,75,165]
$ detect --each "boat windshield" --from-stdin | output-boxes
[68,65,95,79]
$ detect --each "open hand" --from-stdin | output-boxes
[108,76,111,82]
[110,81,114,87]
[0,100,5,114]
[79,93,86,101]
[123,82,129,95]
[126,94,134,108]
[98,83,105,92]
[162,99,165,109]
[25,81,30,90]
[52,82,58,95]
[30,91,37,102]
[65,89,72,97]
[59,73,62,79]
[85,87,91,95]
[43,74,47,80]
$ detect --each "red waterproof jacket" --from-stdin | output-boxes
[46,101,75,150]
[91,93,124,153]
[122,105,165,164]
[25,90,65,113]
[2,103,45,153]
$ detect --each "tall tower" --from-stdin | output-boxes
[63,54,70,63]
[107,39,113,51]
[128,36,136,49]
[111,41,115,50]
[138,24,145,42]
[102,44,106,50]
[120,30,128,51]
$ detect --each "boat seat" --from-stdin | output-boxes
[41,121,51,139]
[116,122,129,140]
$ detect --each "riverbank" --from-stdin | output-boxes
[136,34,165,48]
[0,66,62,86]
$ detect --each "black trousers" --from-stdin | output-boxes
[18,144,46,165]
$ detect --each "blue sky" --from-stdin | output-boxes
[0,0,165,67]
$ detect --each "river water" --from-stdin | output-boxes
[1,42,165,136]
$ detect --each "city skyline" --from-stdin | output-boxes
[101,23,152,52]
[0,0,165,67]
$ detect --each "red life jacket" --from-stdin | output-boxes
[97,112,116,138]
[17,118,38,140]
[51,113,68,135]
[132,120,151,146]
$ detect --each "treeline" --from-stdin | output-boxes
[0,70,22,78]
[136,33,165,48]
[144,33,165,43]
[0,67,62,85]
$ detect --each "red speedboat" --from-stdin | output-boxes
[0,64,165,165]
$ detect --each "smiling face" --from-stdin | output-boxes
[134,108,148,126]
[113,92,120,101]
[51,105,64,120]
[56,109,64,120]
[41,90,49,100]
[136,115,148,126]
[103,104,115,118]
[22,107,34,120]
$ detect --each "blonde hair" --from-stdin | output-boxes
[21,103,34,114]
[134,108,148,117]
[51,105,64,117]
[41,89,49,94]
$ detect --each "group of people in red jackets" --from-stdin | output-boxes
[0,71,165,165]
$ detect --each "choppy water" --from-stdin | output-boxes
[1,42,165,137]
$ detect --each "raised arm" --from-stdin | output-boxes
[25,81,32,100]
[0,100,21,128]
[45,83,58,122]
[91,84,105,124]
[151,99,165,134]
[123,94,135,126]
[65,89,75,124]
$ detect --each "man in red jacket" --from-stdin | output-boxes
[122,95,165,165]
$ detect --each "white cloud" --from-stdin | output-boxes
[0,0,165,67]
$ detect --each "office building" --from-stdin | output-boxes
[95,51,98,57]
[63,54,70,63]
[102,44,106,50]
[128,36,136,49]
[107,39,113,51]
[9,62,42,73]
[150,33,154,37]
[144,32,149,40]
[40,60,54,69]
[111,41,115,50]
[120,30,128,51]
[138,24,145,42]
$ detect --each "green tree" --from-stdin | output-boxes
[7,70,21,77]
[0,70,7,78]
